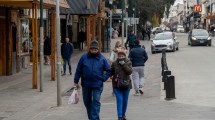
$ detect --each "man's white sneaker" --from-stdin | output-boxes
[139,89,144,95]
[134,90,141,96]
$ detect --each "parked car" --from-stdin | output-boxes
[151,27,163,35]
[188,29,212,46]
[177,25,185,33]
[151,32,179,54]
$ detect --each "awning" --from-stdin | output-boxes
[206,13,215,19]
[61,0,98,15]
[0,0,69,9]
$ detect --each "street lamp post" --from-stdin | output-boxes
[133,8,135,34]
[126,4,128,39]
[121,0,125,45]
[39,0,44,92]
[109,0,113,51]
[56,0,62,106]
[210,0,212,13]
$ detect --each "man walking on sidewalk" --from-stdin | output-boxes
[61,37,74,75]
[129,40,148,95]
[125,31,137,50]
[73,40,111,120]
[78,28,86,51]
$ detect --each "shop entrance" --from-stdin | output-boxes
[0,18,6,75]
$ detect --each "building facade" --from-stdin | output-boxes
[0,0,68,76]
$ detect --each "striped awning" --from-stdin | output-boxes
[62,0,99,15]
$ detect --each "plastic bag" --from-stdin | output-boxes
[68,88,79,104]
[109,51,115,63]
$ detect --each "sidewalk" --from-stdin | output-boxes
[0,40,215,120]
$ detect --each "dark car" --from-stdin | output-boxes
[188,29,212,46]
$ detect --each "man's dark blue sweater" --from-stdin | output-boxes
[129,45,148,67]
[61,42,74,59]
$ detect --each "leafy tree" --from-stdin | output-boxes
[105,0,176,26]
[133,0,176,26]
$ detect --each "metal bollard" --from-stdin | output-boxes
[162,70,171,82]
[161,49,168,76]
[165,75,176,100]
[162,70,171,90]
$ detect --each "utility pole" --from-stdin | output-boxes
[39,0,44,92]
[56,0,62,106]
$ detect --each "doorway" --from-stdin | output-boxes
[0,18,6,75]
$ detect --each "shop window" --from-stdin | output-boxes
[20,19,31,54]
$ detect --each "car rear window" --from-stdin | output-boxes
[154,33,172,40]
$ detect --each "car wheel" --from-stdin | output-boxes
[151,51,156,54]
[176,46,179,51]
[208,43,211,46]
[188,41,190,45]
[172,46,176,52]
[190,42,194,46]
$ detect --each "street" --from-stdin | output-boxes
[1,34,215,120]
[164,32,215,107]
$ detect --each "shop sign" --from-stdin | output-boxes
[194,5,202,12]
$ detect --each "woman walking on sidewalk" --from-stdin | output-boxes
[109,41,127,96]
[111,49,132,120]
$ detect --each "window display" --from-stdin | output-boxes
[21,19,31,54]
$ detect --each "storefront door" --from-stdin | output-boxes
[0,18,6,75]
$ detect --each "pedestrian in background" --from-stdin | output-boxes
[125,31,137,51]
[141,28,146,40]
[109,41,126,63]
[113,28,119,39]
[61,37,74,75]
[73,40,111,120]
[129,40,148,95]
[147,28,151,40]
[108,27,114,39]
[111,49,132,120]
[43,36,51,65]
[78,28,86,51]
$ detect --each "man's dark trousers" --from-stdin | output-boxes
[82,86,103,120]
[63,58,72,74]
[78,41,84,50]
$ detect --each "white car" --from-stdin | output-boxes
[151,27,163,35]
[177,26,185,33]
[151,32,179,54]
